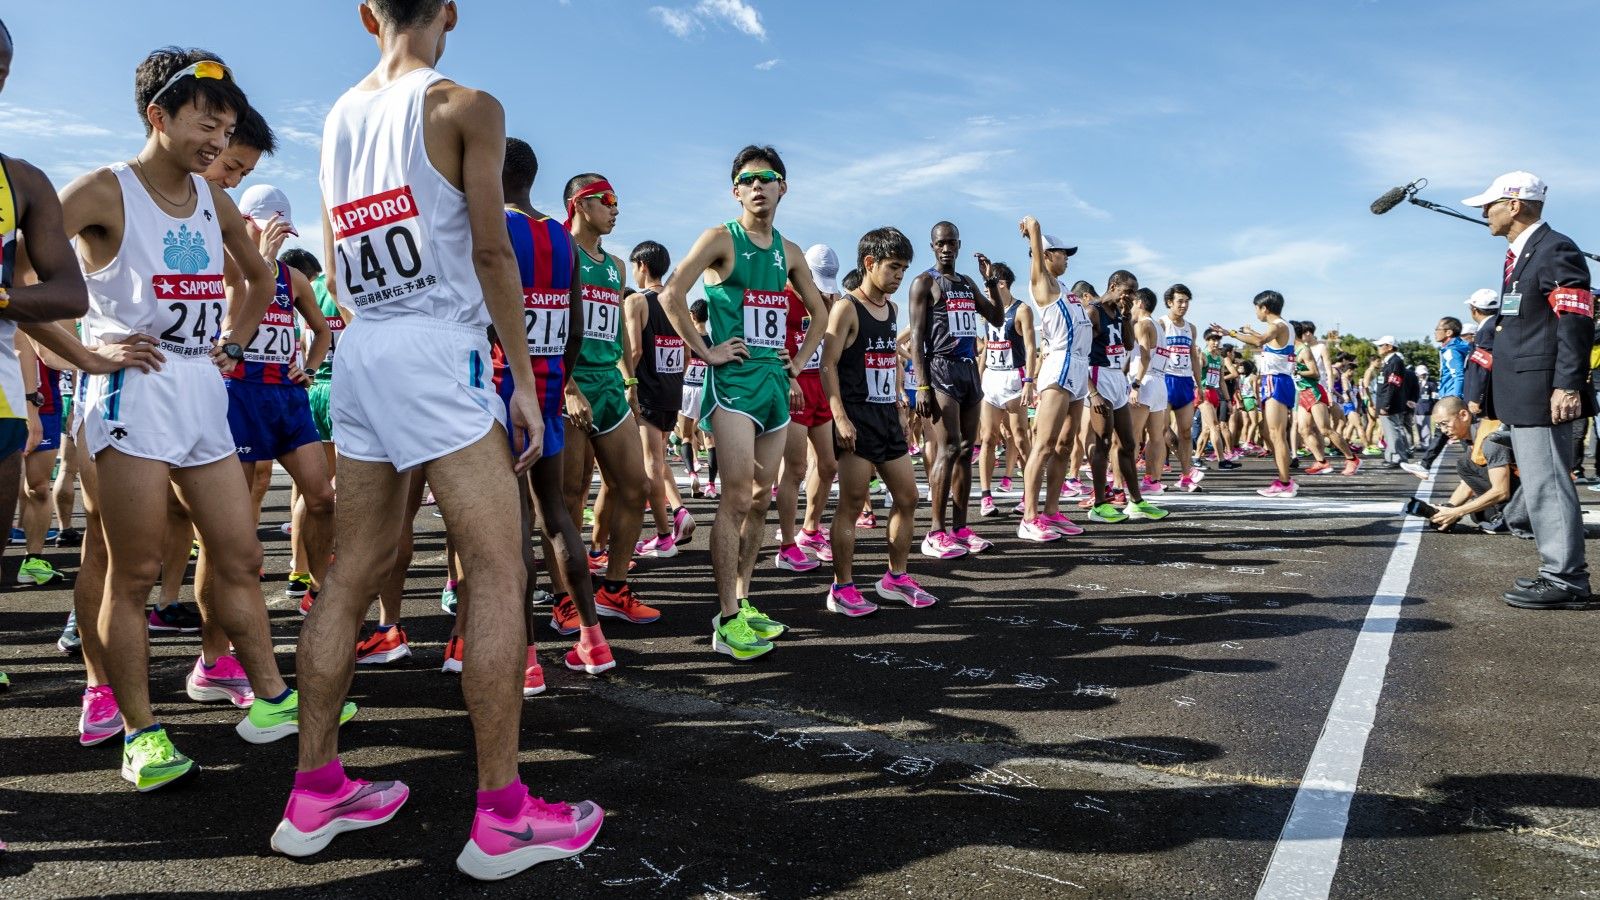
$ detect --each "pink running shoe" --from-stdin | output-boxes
[875,572,938,608]
[979,496,998,517]
[797,529,833,562]
[826,583,880,617]
[565,639,616,675]
[671,507,696,545]
[702,483,720,499]
[774,544,819,572]
[1000,476,1013,492]
[1341,458,1362,477]
[1016,518,1061,543]
[1061,479,1085,498]
[907,443,920,456]
[1041,512,1085,536]
[272,777,411,857]
[456,795,604,881]
[185,655,255,708]
[524,647,545,698]
[953,526,994,554]
[1257,480,1298,498]
[920,531,967,559]
[1139,477,1165,495]
[1186,467,1205,484]
[634,534,678,559]
[1177,475,1200,493]
[79,685,123,747]
[856,511,878,529]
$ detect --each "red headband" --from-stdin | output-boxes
[564,179,616,230]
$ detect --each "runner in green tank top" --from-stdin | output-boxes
[658,145,829,662]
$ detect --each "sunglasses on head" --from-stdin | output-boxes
[734,169,784,187]
[149,60,233,108]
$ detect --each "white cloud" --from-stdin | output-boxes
[0,103,117,139]
[651,0,767,42]
[754,58,781,71]
[1186,239,1351,300]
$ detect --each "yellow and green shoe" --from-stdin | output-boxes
[121,727,197,792]
[236,690,358,744]
[712,613,773,662]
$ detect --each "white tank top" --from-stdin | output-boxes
[82,163,226,362]
[1160,315,1196,380]
[1036,280,1092,361]
[320,67,485,327]
[0,156,24,417]
[1311,342,1332,393]
[1140,316,1168,378]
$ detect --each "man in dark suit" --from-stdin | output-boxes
[1463,171,1597,610]
[1373,336,1413,466]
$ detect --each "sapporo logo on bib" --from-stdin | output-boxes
[985,339,1011,369]
[243,289,297,364]
[153,226,224,357]
[654,336,685,374]
[865,351,898,403]
[581,284,620,342]
[945,291,978,338]
[330,186,438,309]
[523,289,569,355]
[743,290,788,349]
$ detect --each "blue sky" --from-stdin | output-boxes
[5,0,1597,341]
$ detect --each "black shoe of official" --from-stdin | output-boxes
[54,527,83,548]
[1219,459,1243,470]
[1503,578,1596,610]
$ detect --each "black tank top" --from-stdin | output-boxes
[1089,303,1124,368]
[922,269,981,361]
[984,300,1024,370]
[841,293,900,405]
[635,290,685,409]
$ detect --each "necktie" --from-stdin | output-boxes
[1504,248,1516,287]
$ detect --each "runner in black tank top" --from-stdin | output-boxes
[822,226,941,618]
[907,221,1004,558]
[627,241,695,560]
[1084,271,1167,522]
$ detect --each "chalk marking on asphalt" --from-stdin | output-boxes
[996,864,1085,889]
[1255,458,1439,899]
[1071,734,1185,758]
[1226,618,1295,630]
[1152,664,1240,678]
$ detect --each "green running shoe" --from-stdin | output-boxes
[737,598,785,640]
[1125,500,1170,521]
[712,613,773,661]
[121,727,197,792]
[1088,503,1128,524]
[17,556,61,586]
[236,690,357,745]
[582,507,595,527]
[0,671,9,691]
[440,582,458,616]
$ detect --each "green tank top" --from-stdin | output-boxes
[312,274,345,382]
[1201,352,1223,389]
[575,245,624,369]
[703,221,787,365]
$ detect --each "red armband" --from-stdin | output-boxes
[1468,347,1494,371]
[1549,286,1594,317]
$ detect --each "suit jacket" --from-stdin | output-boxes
[1463,314,1499,410]
[1375,352,1408,414]
[1486,224,1597,426]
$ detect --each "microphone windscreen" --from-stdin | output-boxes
[1370,186,1408,215]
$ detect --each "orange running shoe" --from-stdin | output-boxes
[595,583,661,624]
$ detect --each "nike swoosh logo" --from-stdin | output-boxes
[491,825,536,842]
[331,782,390,811]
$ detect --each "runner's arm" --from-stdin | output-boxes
[7,159,89,323]
[819,297,857,422]
[562,253,583,399]
[623,290,647,373]
[660,227,737,363]
[613,258,636,382]
[1019,217,1059,309]
[907,273,932,391]
[290,267,332,375]
[213,184,274,350]
[971,273,1003,327]
[321,204,340,306]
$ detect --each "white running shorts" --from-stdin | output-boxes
[1038,349,1089,401]
[86,359,236,468]
[1136,372,1168,411]
[1091,366,1130,411]
[981,369,1023,409]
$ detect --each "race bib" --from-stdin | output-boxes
[985,339,1012,369]
[581,284,621,342]
[1204,369,1221,388]
[743,290,788,349]
[904,363,917,390]
[152,274,226,357]
[654,336,685,374]
[323,314,346,364]
[1105,343,1127,366]
[330,186,439,310]
[799,315,822,371]
[684,358,707,386]
[945,293,979,338]
[243,300,297,365]
[523,290,569,356]
[865,351,898,404]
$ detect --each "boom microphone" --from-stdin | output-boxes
[1370,180,1420,215]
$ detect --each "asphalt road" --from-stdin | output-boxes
[2,450,1597,898]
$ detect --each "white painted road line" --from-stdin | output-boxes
[1255,458,1440,899]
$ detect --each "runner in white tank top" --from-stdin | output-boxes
[1128,288,1170,499]
[279,3,601,881]
[1003,218,1088,542]
[56,47,309,793]
[1158,285,1205,491]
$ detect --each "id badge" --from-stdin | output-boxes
[1500,291,1522,317]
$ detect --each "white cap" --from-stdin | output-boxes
[1463,320,1480,336]
[237,184,298,236]
[805,244,839,294]
[1041,234,1078,256]
[1462,171,1547,208]
[1414,364,1429,374]
[1376,334,1397,347]
[1466,288,1501,310]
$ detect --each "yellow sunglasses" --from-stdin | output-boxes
[149,60,233,107]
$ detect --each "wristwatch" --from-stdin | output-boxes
[222,342,245,361]
[25,390,44,408]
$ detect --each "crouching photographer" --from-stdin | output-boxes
[1426,397,1525,535]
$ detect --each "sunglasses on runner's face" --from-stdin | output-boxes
[734,170,784,187]
[582,191,618,207]
[149,60,233,108]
